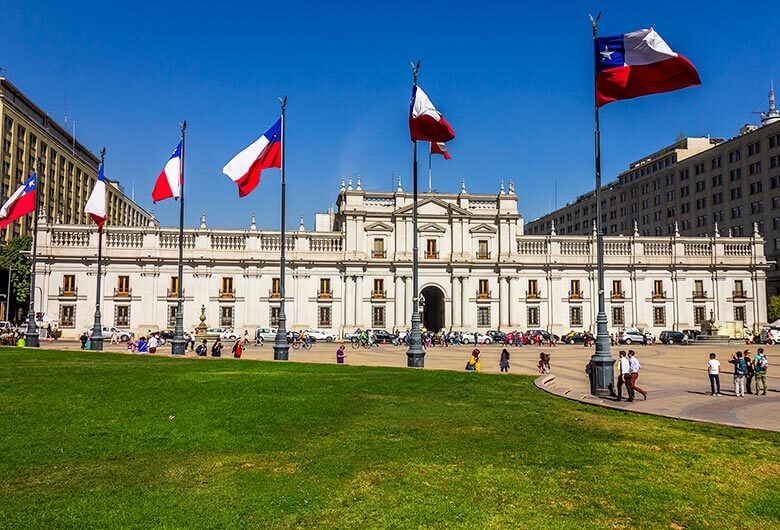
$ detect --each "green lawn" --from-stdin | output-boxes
[0,349,778,529]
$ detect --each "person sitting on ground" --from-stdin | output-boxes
[196,339,208,357]
[211,338,223,357]
[137,336,148,353]
[126,338,137,353]
[466,349,481,372]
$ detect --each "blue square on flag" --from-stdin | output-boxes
[595,35,625,71]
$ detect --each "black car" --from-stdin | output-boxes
[373,329,399,345]
[660,330,686,344]
[486,330,506,342]
[563,332,585,345]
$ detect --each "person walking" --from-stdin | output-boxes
[707,353,722,396]
[627,350,647,400]
[79,332,88,350]
[754,348,768,396]
[336,344,346,364]
[616,351,635,402]
[743,350,755,394]
[729,351,748,397]
[465,349,481,372]
[110,330,119,345]
[148,334,158,354]
[499,348,510,373]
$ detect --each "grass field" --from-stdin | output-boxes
[0,348,778,529]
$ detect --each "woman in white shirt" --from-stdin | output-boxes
[707,352,722,396]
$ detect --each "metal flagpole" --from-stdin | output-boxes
[274,96,290,361]
[172,122,187,355]
[24,158,42,347]
[428,144,432,192]
[406,61,425,368]
[89,148,107,351]
[589,13,615,396]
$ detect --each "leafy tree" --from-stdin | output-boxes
[768,295,780,323]
[0,235,31,304]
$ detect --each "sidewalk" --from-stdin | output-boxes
[43,339,780,431]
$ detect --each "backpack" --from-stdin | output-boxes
[735,358,747,375]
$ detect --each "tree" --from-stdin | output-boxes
[768,295,780,323]
[0,235,31,304]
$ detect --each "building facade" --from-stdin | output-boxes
[35,181,769,338]
[526,87,780,297]
[0,77,151,240]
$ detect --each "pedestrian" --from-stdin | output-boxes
[627,350,647,400]
[616,350,635,402]
[707,353,722,396]
[211,338,223,357]
[499,348,510,373]
[336,344,346,364]
[243,330,250,348]
[232,339,243,358]
[743,350,755,394]
[137,336,148,353]
[196,339,208,357]
[110,330,119,345]
[255,328,262,346]
[465,349,481,372]
[79,332,88,350]
[148,334,158,354]
[729,351,748,397]
[754,348,768,396]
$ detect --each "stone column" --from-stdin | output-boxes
[355,275,363,327]
[394,275,404,329]
[461,277,469,328]
[452,276,462,327]
[499,276,509,328]
[345,276,355,327]
[508,276,518,327]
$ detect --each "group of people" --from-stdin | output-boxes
[503,331,556,347]
[615,350,647,402]
[707,348,769,397]
[462,348,551,375]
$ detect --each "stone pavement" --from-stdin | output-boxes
[44,339,780,431]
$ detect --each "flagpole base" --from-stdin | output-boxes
[406,311,425,368]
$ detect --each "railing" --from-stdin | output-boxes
[159,232,195,249]
[561,241,589,255]
[371,250,387,259]
[476,290,491,299]
[425,251,440,259]
[260,235,295,252]
[317,290,332,299]
[476,252,491,260]
[732,290,747,299]
[309,236,342,253]
[644,242,672,255]
[684,243,712,256]
[605,242,631,256]
[269,290,281,299]
[692,290,707,299]
[219,289,235,298]
[526,290,541,299]
[568,290,583,300]
[724,243,751,257]
[106,232,143,248]
[58,287,77,297]
[51,230,89,247]
[114,288,132,297]
[516,240,547,255]
[611,290,625,299]
[211,234,246,250]
[371,290,387,299]
[652,291,667,299]
[166,288,183,298]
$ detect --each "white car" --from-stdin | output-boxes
[255,328,278,343]
[84,326,134,342]
[461,332,492,345]
[760,328,780,345]
[205,327,238,340]
[618,330,645,345]
[304,329,336,342]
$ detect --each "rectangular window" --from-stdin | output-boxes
[527,279,538,298]
[711,156,722,169]
[373,278,385,298]
[729,169,742,181]
[694,306,706,325]
[570,279,581,299]
[115,305,130,327]
[694,280,705,297]
[270,306,280,326]
[751,201,763,215]
[167,305,178,327]
[611,306,624,326]
[272,278,281,297]
[695,180,706,192]
[477,307,491,327]
[729,149,741,163]
[748,141,761,156]
[527,306,540,327]
[612,280,623,298]
[569,306,582,327]
[770,133,780,148]
[653,306,666,326]
[477,239,489,259]
[318,306,332,328]
[425,239,438,259]
[220,306,234,328]
[478,279,490,298]
[220,277,234,297]
[734,280,744,297]
[372,238,385,259]
[116,275,130,296]
[734,306,746,323]
[62,274,76,295]
[679,168,689,180]
[694,162,705,175]
[653,280,664,298]
[749,181,763,194]
[169,276,179,297]
[711,174,723,187]
[372,306,385,328]
[730,187,742,200]
[731,206,743,219]
[772,155,780,169]
[60,304,76,328]
[319,278,331,298]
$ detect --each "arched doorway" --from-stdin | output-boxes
[421,286,445,332]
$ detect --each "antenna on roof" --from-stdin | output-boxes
[64,92,68,125]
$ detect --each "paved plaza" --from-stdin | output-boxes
[47,339,780,432]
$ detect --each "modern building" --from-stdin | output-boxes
[0,77,152,240]
[526,86,780,298]
[34,179,768,338]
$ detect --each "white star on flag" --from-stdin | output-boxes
[600,47,614,61]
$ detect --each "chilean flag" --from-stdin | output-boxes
[152,141,182,203]
[222,118,282,197]
[409,85,455,143]
[430,141,452,160]
[84,163,107,229]
[595,29,700,108]
[0,173,37,229]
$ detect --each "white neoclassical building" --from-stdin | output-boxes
[34,179,769,338]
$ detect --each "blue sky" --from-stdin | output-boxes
[2,1,777,229]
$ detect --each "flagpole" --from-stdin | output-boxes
[428,144,432,192]
[406,61,424,368]
[274,96,290,361]
[589,13,615,397]
[89,148,107,351]
[24,158,42,347]
[172,122,187,355]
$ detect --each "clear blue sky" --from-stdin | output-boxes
[2,0,777,229]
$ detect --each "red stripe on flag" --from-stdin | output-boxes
[596,55,701,107]
[0,190,35,229]
[234,141,282,197]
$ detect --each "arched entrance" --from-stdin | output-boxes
[421,286,445,332]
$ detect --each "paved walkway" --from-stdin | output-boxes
[44,339,780,431]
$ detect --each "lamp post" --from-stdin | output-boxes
[273,96,290,361]
[25,158,42,347]
[171,122,187,355]
[89,148,106,351]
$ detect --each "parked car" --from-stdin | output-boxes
[682,329,701,340]
[205,327,238,340]
[157,328,175,340]
[759,328,780,345]
[528,329,560,343]
[486,330,506,343]
[255,328,277,342]
[562,331,586,345]
[373,329,400,345]
[618,329,645,345]
[305,329,336,342]
[461,332,492,345]
[660,330,686,344]
[84,326,134,342]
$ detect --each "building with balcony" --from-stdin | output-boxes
[34,179,769,337]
